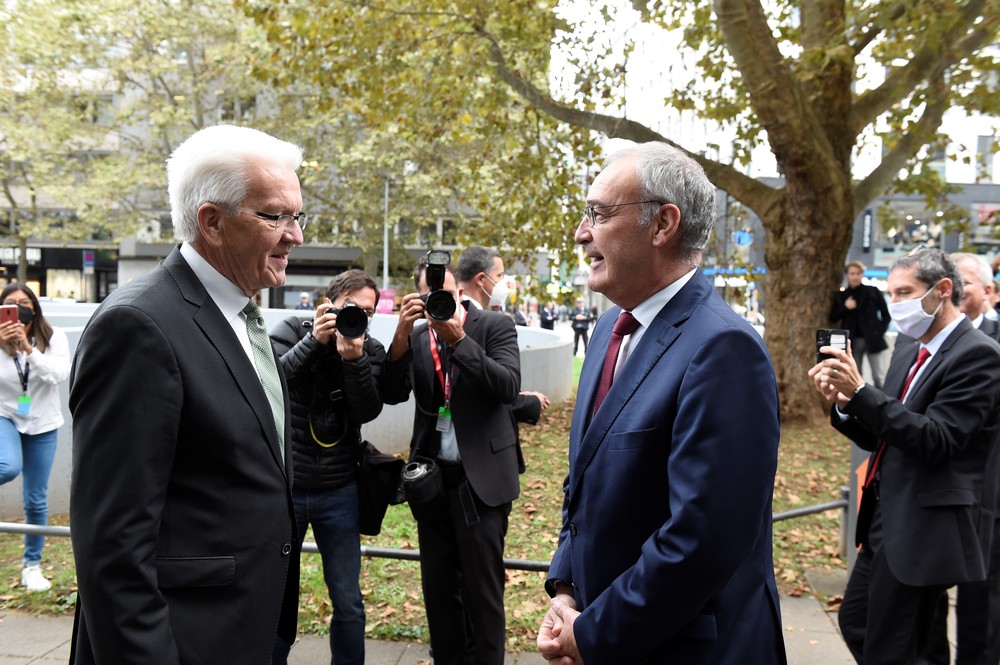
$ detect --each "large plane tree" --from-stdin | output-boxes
[244,0,998,423]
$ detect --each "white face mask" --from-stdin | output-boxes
[888,281,942,339]
[483,275,510,309]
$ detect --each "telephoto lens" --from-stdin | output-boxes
[333,303,369,339]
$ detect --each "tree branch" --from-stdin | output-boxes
[472,24,781,214]
[849,2,906,57]
[853,76,949,213]
[852,0,997,131]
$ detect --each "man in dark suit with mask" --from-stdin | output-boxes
[69,125,303,664]
[811,248,1000,665]
[382,258,521,665]
[456,245,550,425]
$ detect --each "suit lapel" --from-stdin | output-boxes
[904,319,971,405]
[569,276,708,499]
[162,249,287,476]
[884,341,917,400]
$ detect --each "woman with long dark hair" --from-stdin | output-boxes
[0,284,70,592]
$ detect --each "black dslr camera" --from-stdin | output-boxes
[421,250,456,322]
[332,303,369,340]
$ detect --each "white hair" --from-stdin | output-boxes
[950,252,994,288]
[166,125,304,242]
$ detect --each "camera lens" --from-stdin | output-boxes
[334,305,369,339]
[424,290,457,321]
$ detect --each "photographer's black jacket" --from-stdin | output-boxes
[271,316,386,490]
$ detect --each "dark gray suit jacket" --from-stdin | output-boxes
[69,246,298,664]
[382,305,522,506]
[837,318,1000,586]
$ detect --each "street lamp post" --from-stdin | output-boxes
[381,161,417,292]
[383,176,390,290]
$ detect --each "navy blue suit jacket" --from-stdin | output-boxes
[547,274,785,664]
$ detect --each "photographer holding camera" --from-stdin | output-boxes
[383,252,522,665]
[270,269,386,665]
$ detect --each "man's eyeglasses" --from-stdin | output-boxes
[583,200,665,227]
[241,208,308,232]
[214,204,308,232]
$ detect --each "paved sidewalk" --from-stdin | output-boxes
[0,591,854,664]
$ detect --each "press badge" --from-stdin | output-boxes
[436,405,452,433]
[17,394,31,415]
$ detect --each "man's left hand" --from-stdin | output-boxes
[335,330,365,361]
[808,341,863,407]
[428,307,465,347]
[538,597,582,664]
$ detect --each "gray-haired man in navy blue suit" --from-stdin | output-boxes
[538,142,785,664]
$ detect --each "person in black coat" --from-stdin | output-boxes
[830,260,890,388]
[270,269,386,665]
[570,297,592,355]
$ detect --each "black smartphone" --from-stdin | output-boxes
[816,328,849,363]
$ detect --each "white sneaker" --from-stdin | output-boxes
[21,564,52,593]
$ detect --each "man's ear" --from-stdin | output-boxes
[197,203,226,247]
[651,203,681,248]
[937,277,954,302]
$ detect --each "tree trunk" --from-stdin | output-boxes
[17,235,28,284]
[762,177,854,426]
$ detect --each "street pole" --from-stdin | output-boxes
[383,176,390,290]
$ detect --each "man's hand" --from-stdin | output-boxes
[388,293,425,361]
[844,296,857,310]
[521,390,551,410]
[538,594,581,664]
[808,341,862,408]
[311,302,337,346]
[334,329,365,361]
[427,302,465,347]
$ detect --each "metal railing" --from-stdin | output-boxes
[0,487,850,572]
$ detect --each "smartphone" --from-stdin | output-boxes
[0,305,18,325]
[816,328,849,363]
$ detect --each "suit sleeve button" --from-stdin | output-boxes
[281,543,292,555]
[569,523,577,536]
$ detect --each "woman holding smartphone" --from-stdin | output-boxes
[0,284,70,592]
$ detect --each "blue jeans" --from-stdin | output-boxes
[0,417,58,566]
[293,482,365,665]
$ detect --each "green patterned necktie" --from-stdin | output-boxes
[242,300,285,463]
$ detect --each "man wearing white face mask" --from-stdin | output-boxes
[455,245,510,312]
[808,248,1000,665]
[456,246,551,418]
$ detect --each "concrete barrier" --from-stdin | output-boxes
[0,305,574,519]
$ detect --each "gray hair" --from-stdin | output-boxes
[892,248,962,306]
[604,142,716,259]
[949,252,994,289]
[455,246,502,283]
[166,125,304,242]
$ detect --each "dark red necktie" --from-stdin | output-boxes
[864,346,931,488]
[593,311,640,415]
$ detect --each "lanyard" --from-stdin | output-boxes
[12,353,29,393]
[427,308,467,405]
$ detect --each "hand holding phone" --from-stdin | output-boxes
[816,328,849,363]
